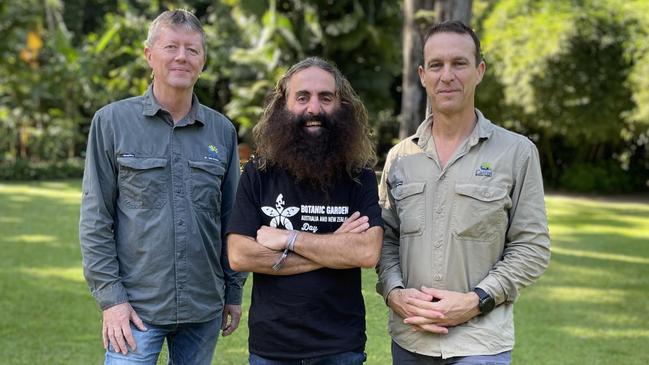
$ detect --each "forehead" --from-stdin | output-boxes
[423,32,476,62]
[287,66,336,95]
[154,25,203,45]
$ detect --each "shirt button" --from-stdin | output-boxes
[434,241,443,248]
[434,274,443,281]
[484,192,492,198]
[178,220,184,226]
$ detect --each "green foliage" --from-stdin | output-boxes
[0,158,85,181]
[558,161,640,193]
[477,0,649,191]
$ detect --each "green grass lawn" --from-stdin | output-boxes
[0,180,647,364]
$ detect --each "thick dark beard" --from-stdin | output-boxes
[262,106,356,191]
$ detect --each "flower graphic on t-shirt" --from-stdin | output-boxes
[261,194,299,230]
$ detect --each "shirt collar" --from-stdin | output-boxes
[411,108,494,151]
[142,84,205,126]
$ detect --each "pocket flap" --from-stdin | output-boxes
[117,157,167,170]
[188,160,226,176]
[455,183,507,202]
[392,182,426,200]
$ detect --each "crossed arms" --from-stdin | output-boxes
[228,212,383,275]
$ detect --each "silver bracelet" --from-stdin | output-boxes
[286,230,299,252]
[272,249,290,271]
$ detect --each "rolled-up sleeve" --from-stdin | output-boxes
[376,150,405,301]
[478,142,551,305]
[219,126,248,305]
[79,111,128,310]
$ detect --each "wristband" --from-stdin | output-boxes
[286,230,299,252]
[272,249,290,271]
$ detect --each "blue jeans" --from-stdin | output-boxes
[391,341,511,365]
[249,351,366,365]
[105,317,220,365]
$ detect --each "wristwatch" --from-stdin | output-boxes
[473,287,495,315]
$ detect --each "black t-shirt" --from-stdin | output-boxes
[227,161,383,360]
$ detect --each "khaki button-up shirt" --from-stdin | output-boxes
[377,109,550,358]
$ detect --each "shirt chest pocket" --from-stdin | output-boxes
[391,181,426,237]
[188,160,225,212]
[452,183,510,242]
[117,157,168,209]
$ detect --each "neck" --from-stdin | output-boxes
[431,107,477,141]
[430,107,477,169]
[152,82,193,123]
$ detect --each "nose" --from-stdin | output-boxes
[174,48,187,62]
[306,98,321,115]
[440,65,454,83]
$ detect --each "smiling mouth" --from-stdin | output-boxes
[305,121,322,127]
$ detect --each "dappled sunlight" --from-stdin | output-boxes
[542,286,625,304]
[557,325,649,339]
[546,260,626,282]
[552,246,649,265]
[0,216,22,224]
[0,182,81,205]
[19,267,85,283]
[6,234,56,244]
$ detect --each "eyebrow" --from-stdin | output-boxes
[295,90,336,98]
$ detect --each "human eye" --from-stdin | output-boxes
[321,95,334,104]
[187,47,200,56]
[296,94,308,103]
[428,62,442,70]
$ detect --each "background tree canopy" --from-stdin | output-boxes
[1,0,647,192]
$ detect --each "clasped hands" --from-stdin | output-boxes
[387,286,480,334]
[256,211,370,251]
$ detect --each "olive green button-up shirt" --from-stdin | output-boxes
[377,109,550,358]
[79,85,247,325]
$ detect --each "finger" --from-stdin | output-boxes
[113,328,129,355]
[407,289,434,302]
[230,311,241,331]
[404,316,436,325]
[335,212,360,233]
[404,303,445,319]
[108,329,123,355]
[418,323,449,334]
[348,222,370,233]
[421,286,445,298]
[346,215,368,229]
[102,323,108,349]
[221,310,230,331]
[122,324,137,352]
[130,311,147,332]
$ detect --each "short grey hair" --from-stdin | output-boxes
[146,9,206,55]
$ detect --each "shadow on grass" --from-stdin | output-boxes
[514,198,649,364]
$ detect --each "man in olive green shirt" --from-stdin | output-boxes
[377,21,550,364]
[79,10,246,364]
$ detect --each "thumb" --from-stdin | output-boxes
[130,310,148,332]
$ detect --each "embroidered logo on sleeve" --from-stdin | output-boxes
[261,194,299,230]
[475,162,493,177]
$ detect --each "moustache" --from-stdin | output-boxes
[294,112,334,130]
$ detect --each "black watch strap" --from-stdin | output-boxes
[473,287,495,315]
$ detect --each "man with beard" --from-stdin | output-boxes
[227,57,383,364]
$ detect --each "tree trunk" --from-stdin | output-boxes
[399,0,473,138]
[399,0,434,140]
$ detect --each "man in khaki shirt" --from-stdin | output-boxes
[377,21,550,364]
